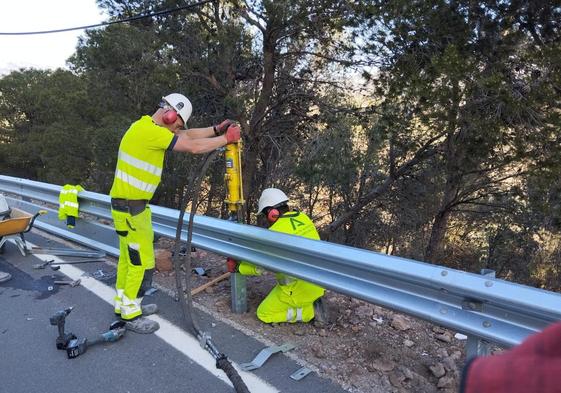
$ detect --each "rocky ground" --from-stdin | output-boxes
[152,239,475,393]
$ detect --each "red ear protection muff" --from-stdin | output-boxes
[267,208,280,223]
[162,109,178,125]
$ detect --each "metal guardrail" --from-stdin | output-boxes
[2,174,561,357]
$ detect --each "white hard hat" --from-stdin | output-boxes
[162,93,193,124]
[258,188,289,214]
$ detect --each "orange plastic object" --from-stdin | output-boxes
[0,208,34,237]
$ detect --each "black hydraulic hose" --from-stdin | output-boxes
[171,150,250,393]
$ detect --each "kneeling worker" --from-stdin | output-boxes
[228,188,327,324]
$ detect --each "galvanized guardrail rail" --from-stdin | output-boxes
[2,174,561,359]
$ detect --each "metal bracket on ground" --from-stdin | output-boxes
[240,343,296,371]
[290,366,312,381]
[30,247,105,258]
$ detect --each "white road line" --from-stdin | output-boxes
[25,243,278,393]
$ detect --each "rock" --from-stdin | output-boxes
[391,315,411,331]
[388,371,405,387]
[454,333,468,340]
[399,366,415,381]
[312,343,329,359]
[356,305,374,318]
[373,305,386,315]
[437,376,455,389]
[432,326,445,334]
[429,363,446,378]
[365,340,383,358]
[404,339,415,348]
[435,333,452,343]
[367,359,396,372]
[293,328,306,336]
[450,350,463,360]
[154,249,173,272]
[443,356,458,372]
[318,328,328,337]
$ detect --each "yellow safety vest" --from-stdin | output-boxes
[109,116,175,200]
[238,211,320,283]
[58,184,84,227]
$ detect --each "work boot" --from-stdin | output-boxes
[140,303,158,316]
[125,317,160,334]
[0,271,11,283]
[312,298,329,325]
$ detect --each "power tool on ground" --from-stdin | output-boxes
[50,308,127,358]
[49,307,77,349]
[66,320,126,359]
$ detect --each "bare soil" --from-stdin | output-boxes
[153,239,472,393]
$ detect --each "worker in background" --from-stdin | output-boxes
[110,93,240,334]
[227,188,327,324]
[461,321,561,393]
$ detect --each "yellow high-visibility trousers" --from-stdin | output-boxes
[256,279,324,323]
[111,207,155,320]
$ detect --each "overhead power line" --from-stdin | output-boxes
[0,0,213,35]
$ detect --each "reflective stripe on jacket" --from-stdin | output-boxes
[58,184,84,220]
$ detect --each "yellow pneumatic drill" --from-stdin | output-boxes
[224,138,247,313]
[224,139,244,222]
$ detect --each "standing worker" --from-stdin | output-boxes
[228,188,327,324]
[110,93,240,333]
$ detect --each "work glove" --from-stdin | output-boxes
[226,257,239,273]
[213,119,235,136]
[225,124,241,144]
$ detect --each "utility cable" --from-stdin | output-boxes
[171,150,250,393]
[0,0,213,35]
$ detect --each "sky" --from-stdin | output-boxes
[0,0,106,75]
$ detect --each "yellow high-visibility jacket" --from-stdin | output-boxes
[58,184,84,228]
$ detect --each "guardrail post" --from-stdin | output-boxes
[230,272,247,313]
[465,269,495,360]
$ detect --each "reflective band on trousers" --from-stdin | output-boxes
[286,308,294,321]
[115,169,158,194]
[285,308,304,322]
[118,151,162,176]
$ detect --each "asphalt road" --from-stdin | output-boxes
[0,232,347,393]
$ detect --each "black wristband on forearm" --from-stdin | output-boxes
[213,125,219,136]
